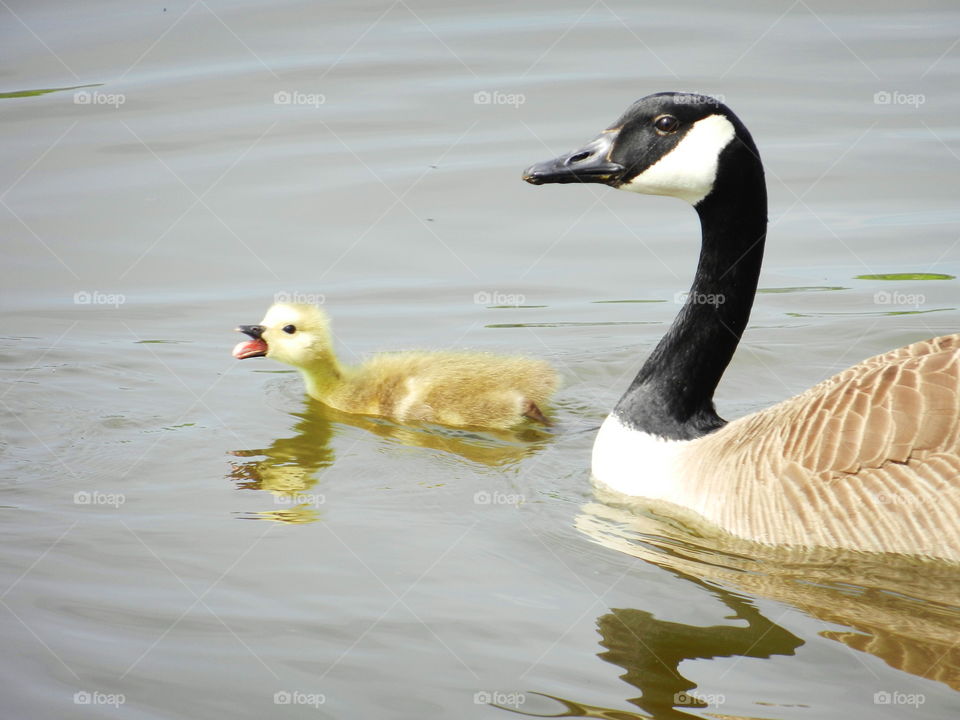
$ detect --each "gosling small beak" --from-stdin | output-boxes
[237,325,265,340]
[522,131,625,186]
[233,325,268,360]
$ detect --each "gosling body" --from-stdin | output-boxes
[234,303,557,430]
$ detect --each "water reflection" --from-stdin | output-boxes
[500,500,959,718]
[594,594,802,719]
[499,567,802,720]
[576,500,960,694]
[228,399,553,522]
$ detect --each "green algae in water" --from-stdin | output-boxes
[786,308,953,318]
[0,83,101,99]
[758,286,847,294]
[855,273,954,281]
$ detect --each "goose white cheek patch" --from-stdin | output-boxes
[620,114,736,206]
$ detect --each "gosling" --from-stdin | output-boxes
[233,303,559,429]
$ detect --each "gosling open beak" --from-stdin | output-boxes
[232,325,268,360]
[522,131,625,186]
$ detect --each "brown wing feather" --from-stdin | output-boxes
[687,334,960,559]
[732,334,960,475]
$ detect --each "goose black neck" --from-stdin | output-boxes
[614,133,767,440]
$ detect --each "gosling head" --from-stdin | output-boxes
[522,92,757,207]
[233,303,334,370]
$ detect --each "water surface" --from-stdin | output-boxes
[3,1,960,717]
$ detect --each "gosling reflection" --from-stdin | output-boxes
[343,405,554,467]
[228,400,337,524]
[497,573,801,720]
[577,501,960,692]
[228,399,553,522]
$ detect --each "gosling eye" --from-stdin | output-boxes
[653,114,680,134]
[282,325,297,334]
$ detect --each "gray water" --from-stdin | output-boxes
[3,1,960,718]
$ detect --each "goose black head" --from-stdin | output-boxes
[522,92,756,207]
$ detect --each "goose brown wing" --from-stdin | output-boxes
[774,334,960,475]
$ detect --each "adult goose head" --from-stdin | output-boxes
[523,92,960,561]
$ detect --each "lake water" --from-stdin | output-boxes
[3,1,960,717]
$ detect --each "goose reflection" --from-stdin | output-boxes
[497,568,802,720]
[575,500,960,694]
[228,398,553,522]
[501,501,959,719]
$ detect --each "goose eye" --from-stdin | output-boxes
[282,325,296,334]
[653,115,680,134]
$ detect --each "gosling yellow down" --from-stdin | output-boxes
[233,303,558,429]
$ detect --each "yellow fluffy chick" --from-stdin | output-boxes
[233,303,558,429]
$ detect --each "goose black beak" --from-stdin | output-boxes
[522,131,625,186]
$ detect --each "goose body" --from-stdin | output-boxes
[524,93,960,560]
[233,303,558,430]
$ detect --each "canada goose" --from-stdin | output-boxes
[233,302,558,429]
[523,92,960,560]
